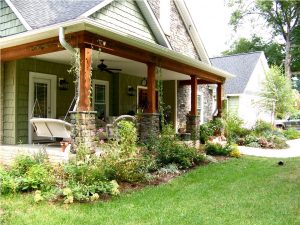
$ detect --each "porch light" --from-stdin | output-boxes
[58,78,69,90]
[127,85,135,96]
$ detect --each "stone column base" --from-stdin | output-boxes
[186,115,200,134]
[69,111,97,154]
[139,113,160,142]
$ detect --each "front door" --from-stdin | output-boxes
[28,72,57,143]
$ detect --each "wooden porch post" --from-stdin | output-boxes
[217,83,223,117]
[190,75,197,116]
[146,63,156,113]
[79,47,92,111]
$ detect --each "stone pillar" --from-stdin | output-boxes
[70,111,97,154]
[139,113,160,142]
[186,115,200,134]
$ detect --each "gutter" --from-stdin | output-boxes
[58,27,79,112]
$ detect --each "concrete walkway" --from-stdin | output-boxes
[239,138,300,158]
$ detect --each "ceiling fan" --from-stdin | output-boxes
[97,59,122,74]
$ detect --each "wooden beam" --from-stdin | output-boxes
[79,32,225,83]
[79,47,92,111]
[146,63,156,113]
[190,75,198,116]
[216,83,223,117]
[1,31,225,83]
[0,32,86,61]
[179,79,221,86]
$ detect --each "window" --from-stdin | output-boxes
[197,94,202,116]
[93,80,109,120]
[197,92,204,124]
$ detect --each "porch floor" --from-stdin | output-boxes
[0,143,69,166]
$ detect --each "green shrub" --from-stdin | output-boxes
[270,135,289,149]
[17,164,54,192]
[209,118,224,135]
[253,120,273,136]
[12,155,37,176]
[99,121,151,183]
[283,128,300,140]
[244,134,258,145]
[64,180,119,202]
[145,124,204,169]
[247,142,261,148]
[117,120,138,158]
[156,144,204,169]
[205,143,231,156]
[224,114,249,143]
[0,168,17,195]
[199,124,213,144]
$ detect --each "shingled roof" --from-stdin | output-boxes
[210,51,263,95]
[10,0,103,29]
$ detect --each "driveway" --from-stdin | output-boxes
[239,138,300,158]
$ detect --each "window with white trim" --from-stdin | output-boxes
[93,80,109,120]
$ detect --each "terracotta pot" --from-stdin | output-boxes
[60,141,69,152]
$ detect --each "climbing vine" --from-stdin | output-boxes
[68,49,80,110]
[156,65,165,128]
[67,47,95,111]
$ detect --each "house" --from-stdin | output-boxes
[0,0,233,150]
[211,51,271,127]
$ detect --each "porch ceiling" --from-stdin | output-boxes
[34,50,190,80]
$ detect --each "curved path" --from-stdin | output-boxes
[239,138,300,158]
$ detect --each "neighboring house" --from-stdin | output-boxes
[211,51,271,127]
[0,0,233,145]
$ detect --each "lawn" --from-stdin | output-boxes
[1,156,300,225]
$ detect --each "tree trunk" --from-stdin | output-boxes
[285,35,292,80]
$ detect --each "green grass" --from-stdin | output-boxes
[1,157,300,225]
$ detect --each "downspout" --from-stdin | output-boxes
[59,27,79,112]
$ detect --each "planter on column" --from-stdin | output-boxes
[70,111,97,154]
[186,114,200,134]
[139,113,160,142]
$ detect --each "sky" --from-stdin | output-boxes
[185,0,232,57]
[185,0,269,58]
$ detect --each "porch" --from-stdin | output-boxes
[0,28,230,151]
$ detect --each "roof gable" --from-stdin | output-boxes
[0,0,27,37]
[211,52,263,95]
[89,0,158,44]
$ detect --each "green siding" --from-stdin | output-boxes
[3,61,16,144]
[228,96,239,115]
[15,59,75,144]
[7,58,174,144]
[0,63,3,144]
[90,0,157,44]
[118,74,143,115]
[0,0,27,37]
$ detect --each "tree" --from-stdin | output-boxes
[222,35,284,67]
[259,66,295,119]
[229,0,300,79]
